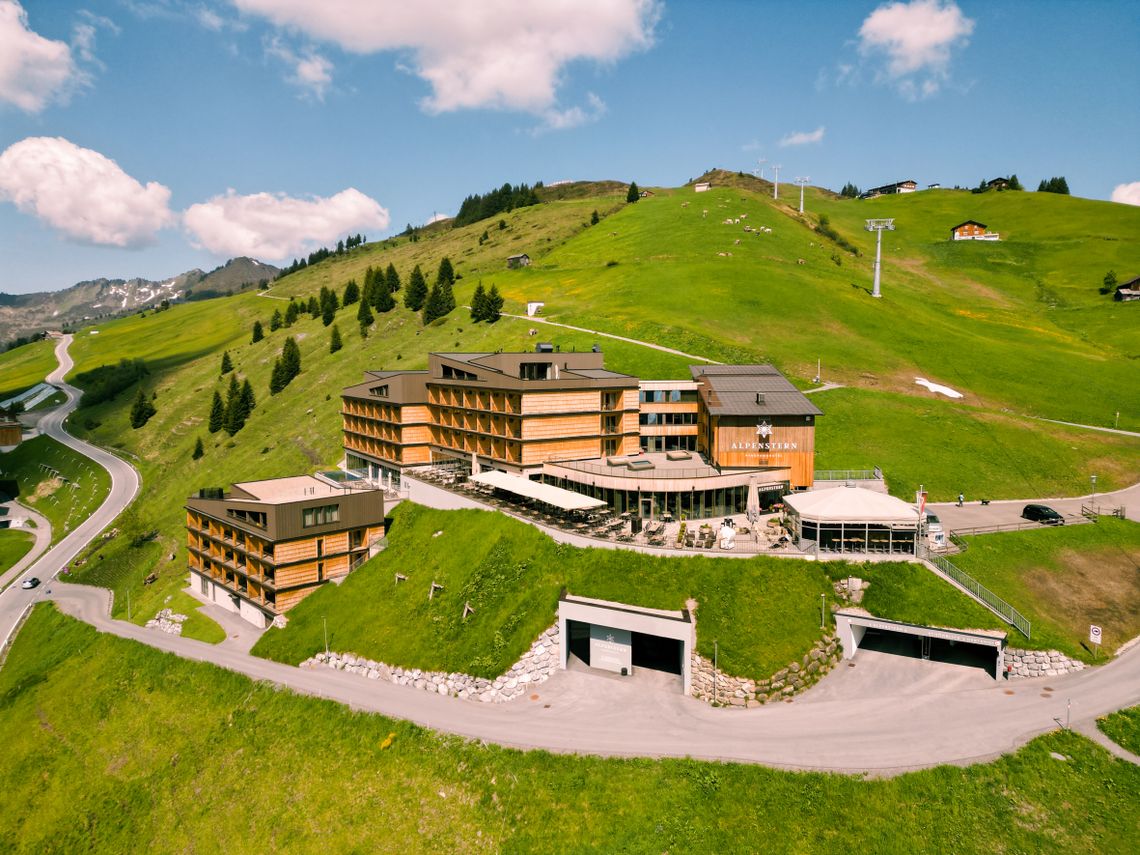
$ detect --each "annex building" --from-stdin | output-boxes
[342,351,821,521]
[185,475,386,627]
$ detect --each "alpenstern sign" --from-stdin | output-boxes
[731,419,799,452]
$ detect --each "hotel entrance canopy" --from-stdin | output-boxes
[470,470,607,511]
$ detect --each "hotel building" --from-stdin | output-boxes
[343,351,822,521]
[185,475,386,627]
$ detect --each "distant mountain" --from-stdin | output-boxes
[0,257,279,346]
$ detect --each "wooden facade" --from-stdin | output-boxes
[950,220,990,240]
[703,416,816,488]
[185,476,384,622]
[0,420,21,447]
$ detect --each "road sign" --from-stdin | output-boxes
[1089,625,1102,645]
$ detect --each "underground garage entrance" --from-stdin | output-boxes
[834,610,1008,679]
[559,592,694,694]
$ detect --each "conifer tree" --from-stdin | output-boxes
[251,320,264,343]
[626,181,640,202]
[208,390,225,433]
[270,308,283,331]
[437,256,455,286]
[220,350,233,375]
[470,282,488,321]
[284,301,299,326]
[269,358,287,395]
[281,336,302,381]
[329,324,343,353]
[357,296,374,335]
[422,281,443,324]
[239,378,256,417]
[308,296,320,317]
[385,263,401,293]
[343,279,360,305]
[222,373,241,435]
[405,265,428,311]
[439,278,456,316]
[590,210,599,225]
[129,386,156,429]
[375,280,395,312]
[486,284,504,322]
[192,436,204,460]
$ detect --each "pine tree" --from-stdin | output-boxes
[470,282,488,321]
[284,301,299,326]
[486,284,504,322]
[422,281,443,324]
[439,279,456,316]
[269,358,287,395]
[590,210,599,225]
[281,336,302,381]
[270,308,283,330]
[375,280,395,312]
[329,324,343,353]
[1008,174,1023,191]
[222,373,241,435]
[343,279,360,305]
[1101,270,1118,295]
[357,295,374,331]
[207,390,225,433]
[405,264,428,311]
[192,436,204,460]
[626,181,640,203]
[385,263,401,293]
[308,296,320,317]
[239,377,256,417]
[220,351,233,375]
[251,320,264,343]
[436,256,455,286]
[129,386,156,429]
[319,286,338,326]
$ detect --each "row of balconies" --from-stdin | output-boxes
[187,521,274,562]
[428,389,522,414]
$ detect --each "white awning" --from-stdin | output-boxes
[471,470,607,511]
[785,486,919,524]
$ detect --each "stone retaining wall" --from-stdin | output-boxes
[301,624,560,704]
[1005,648,1086,679]
[690,631,841,707]
[146,608,187,636]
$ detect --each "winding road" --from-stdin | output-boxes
[1,335,1137,776]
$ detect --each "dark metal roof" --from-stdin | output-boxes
[950,220,987,230]
[691,364,823,416]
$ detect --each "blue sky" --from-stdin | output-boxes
[1,0,1137,294]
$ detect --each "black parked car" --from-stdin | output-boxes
[1022,504,1064,525]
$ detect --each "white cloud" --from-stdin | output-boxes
[0,136,174,247]
[265,36,333,100]
[183,188,390,260]
[1110,182,1140,206]
[233,0,658,120]
[0,1,81,112]
[779,126,825,147]
[535,92,606,134]
[857,0,974,99]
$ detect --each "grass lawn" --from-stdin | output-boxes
[0,338,57,402]
[253,502,835,681]
[1098,706,1140,756]
[1,605,1136,854]
[0,528,35,575]
[814,387,1140,501]
[953,518,1140,661]
[0,435,111,546]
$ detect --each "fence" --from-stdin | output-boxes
[1081,502,1125,520]
[950,515,1090,538]
[924,550,1031,639]
[813,467,883,482]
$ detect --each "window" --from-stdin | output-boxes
[519,362,551,381]
[369,385,389,397]
[317,561,324,581]
[442,365,477,381]
[302,504,340,527]
[638,413,696,426]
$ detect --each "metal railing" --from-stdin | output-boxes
[949,515,1090,537]
[813,467,883,481]
[925,551,1031,639]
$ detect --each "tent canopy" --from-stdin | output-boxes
[784,486,918,524]
[471,470,607,511]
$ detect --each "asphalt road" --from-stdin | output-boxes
[0,334,140,653]
[0,500,51,590]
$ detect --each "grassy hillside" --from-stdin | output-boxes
[0,338,56,401]
[953,518,1140,660]
[52,175,1138,636]
[1,606,1136,854]
[0,529,34,575]
[1099,706,1140,755]
[0,435,110,546]
[252,502,835,680]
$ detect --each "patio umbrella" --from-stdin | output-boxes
[471,451,480,475]
[746,474,760,524]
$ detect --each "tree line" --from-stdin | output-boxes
[454,182,541,228]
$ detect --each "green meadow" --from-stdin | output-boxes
[252,502,835,680]
[0,528,35,576]
[1,606,1136,855]
[0,337,57,401]
[1098,706,1140,756]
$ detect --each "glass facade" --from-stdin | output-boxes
[639,389,699,403]
[639,435,697,453]
[545,476,785,521]
[791,516,917,555]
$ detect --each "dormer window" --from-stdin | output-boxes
[370,385,389,397]
[519,362,552,381]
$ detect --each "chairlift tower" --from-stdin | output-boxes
[795,177,810,213]
[771,165,782,199]
[864,218,895,298]
[756,158,767,181]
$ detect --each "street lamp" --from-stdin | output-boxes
[864,218,895,298]
[1090,474,1097,511]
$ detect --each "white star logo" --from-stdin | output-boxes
[606,634,615,643]
[756,421,772,439]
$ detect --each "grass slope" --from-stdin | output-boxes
[0,338,57,401]
[1098,706,1140,756]
[1,606,1137,854]
[0,435,110,546]
[952,518,1140,660]
[0,528,34,575]
[253,502,834,681]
